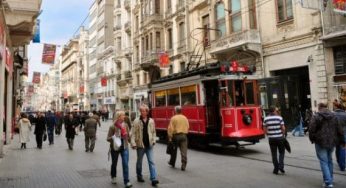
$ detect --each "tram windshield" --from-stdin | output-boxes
[220,80,257,107]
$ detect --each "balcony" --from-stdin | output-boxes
[141,14,163,29]
[124,47,133,57]
[177,44,187,54]
[124,71,132,79]
[97,67,104,76]
[140,52,159,71]
[210,30,261,55]
[189,0,209,11]
[4,0,42,46]
[116,74,121,81]
[125,21,131,34]
[124,0,130,11]
[165,9,173,19]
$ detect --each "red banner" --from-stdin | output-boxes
[42,44,56,65]
[101,77,107,87]
[333,0,346,14]
[32,72,41,84]
[159,52,169,68]
[79,85,85,93]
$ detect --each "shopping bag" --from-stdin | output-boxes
[284,138,291,153]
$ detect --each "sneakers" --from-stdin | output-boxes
[152,180,159,187]
[111,177,116,184]
[323,183,333,188]
[125,182,133,188]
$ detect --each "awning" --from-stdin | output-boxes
[320,30,346,40]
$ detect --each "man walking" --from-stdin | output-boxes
[263,106,286,175]
[167,106,189,171]
[65,113,78,150]
[35,112,46,149]
[84,112,97,152]
[131,104,159,187]
[46,110,56,145]
[309,103,345,188]
[333,102,346,171]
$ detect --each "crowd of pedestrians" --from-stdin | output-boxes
[16,105,189,188]
[16,101,346,188]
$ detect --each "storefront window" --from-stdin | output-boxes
[167,88,180,106]
[155,90,166,107]
[181,85,196,105]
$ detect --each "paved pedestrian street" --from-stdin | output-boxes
[0,120,345,188]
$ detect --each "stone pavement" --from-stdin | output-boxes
[0,120,345,188]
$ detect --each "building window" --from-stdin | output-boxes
[276,0,293,23]
[167,0,171,10]
[135,16,139,31]
[169,64,173,74]
[156,32,161,49]
[116,37,122,51]
[229,0,241,32]
[249,0,257,29]
[155,0,160,14]
[334,46,346,75]
[144,72,148,84]
[215,2,226,38]
[136,45,139,62]
[149,33,153,50]
[180,62,186,72]
[179,22,185,46]
[146,35,149,53]
[168,28,173,49]
[202,15,210,47]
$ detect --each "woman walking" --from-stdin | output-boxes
[107,111,132,188]
[18,113,32,149]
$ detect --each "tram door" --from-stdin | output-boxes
[203,80,221,135]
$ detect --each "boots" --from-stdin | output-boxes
[21,143,24,149]
[24,143,26,149]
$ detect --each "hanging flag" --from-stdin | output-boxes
[79,85,85,93]
[42,44,56,65]
[333,0,346,14]
[159,52,169,68]
[33,19,40,43]
[101,76,107,87]
[32,71,41,84]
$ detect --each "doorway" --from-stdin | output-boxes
[259,66,311,129]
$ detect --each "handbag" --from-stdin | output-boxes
[284,138,291,153]
[112,135,122,151]
[166,142,175,155]
[43,132,47,141]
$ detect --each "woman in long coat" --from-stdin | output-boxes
[65,113,77,150]
[18,113,31,149]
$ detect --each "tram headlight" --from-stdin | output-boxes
[242,114,252,125]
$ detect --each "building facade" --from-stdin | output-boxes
[0,0,41,157]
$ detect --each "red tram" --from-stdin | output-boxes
[149,62,265,146]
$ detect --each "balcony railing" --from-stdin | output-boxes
[210,29,261,54]
[116,74,121,81]
[177,44,187,54]
[141,14,163,28]
[141,52,158,64]
[114,25,122,31]
[124,71,132,79]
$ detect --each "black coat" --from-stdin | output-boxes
[65,118,77,139]
[35,116,47,135]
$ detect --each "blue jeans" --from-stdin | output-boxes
[47,127,54,144]
[315,144,334,185]
[136,147,157,181]
[292,120,304,136]
[336,130,346,171]
[110,148,130,184]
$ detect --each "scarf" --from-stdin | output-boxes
[115,119,127,139]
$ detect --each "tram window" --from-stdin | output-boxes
[235,81,244,106]
[181,85,196,105]
[245,82,255,105]
[227,80,234,106]
[167,88,180,106]
[155,90,166,107]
